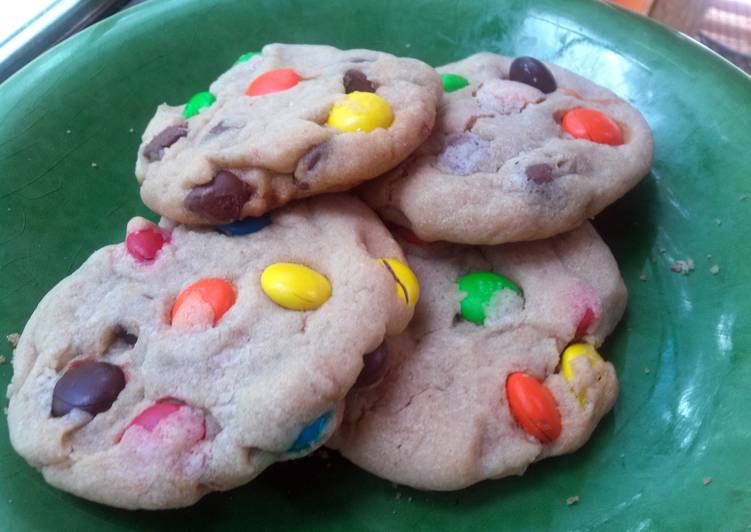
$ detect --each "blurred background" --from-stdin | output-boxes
[1,0,750,83]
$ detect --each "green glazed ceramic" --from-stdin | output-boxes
[1,0,749,529]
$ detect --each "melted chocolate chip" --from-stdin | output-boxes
[143,124,188,161]
[184,170,252,223]
[51,361,126,417]
[343,69,375,93]
[525,163,554,184]
[115,326,138,346]
[354,344,388,388]
[301,144,327,172]
[509,57,557,94]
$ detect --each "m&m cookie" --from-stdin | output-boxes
[330,223,625,490]
[6,195,416,509]
[135,43,442,225]
[361,53,654,244]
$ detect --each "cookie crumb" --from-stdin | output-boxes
[639,274,648,281]
[703,477,712,486]
[566,495,580,506]
[714,218,722,226]
[644,367,651,374]
[740,193,747,201]
[671,259,694,275]
[129,127,135,133]
[91,162,98,168]
[6,333,19,347]
[706,254,712,259]
[710,265,720,275]
[0,355,6,365]
[65,129,71,134]
[408,497,413,502]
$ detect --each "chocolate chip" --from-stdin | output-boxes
[301,144,327,172]
[204,120,244,141]
[184,170,252,223]
[354,344,388,388]
[343,69,375,93]
[51,361,126,417]
[509,57,557,94]
[142,124,188,161]
[349,58,372,63]
[114,326,138,346]
[525,163,554,184]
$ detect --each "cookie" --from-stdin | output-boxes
[361,53,654,244]
[330,223,626,490]
[135,43,442,225]
[6,195,418,509]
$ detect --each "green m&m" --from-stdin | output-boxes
[183,91,216,119]
[457,272,522,325]
[234,51,260,65]
[441,73,469,93]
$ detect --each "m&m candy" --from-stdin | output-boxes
[327,92,394,133]
[51,361,126,417]
[561,343,605,405]
[246,68,301,96]
[457,272,522,325]
[379,258,420,307]
[506,372,561,443]
[509,56,557,94]
[171,278,236,328]
[561,107,624,146]
[234,51,260,65]
[287,410,333,453]
[126,228,169,262]
[183,91,216,119]
[441,73,469,93]
[261,263,332,311]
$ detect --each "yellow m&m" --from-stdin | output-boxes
[261,263,332,311]
[561,342,605,405]
[327,92,394,133]
[379,258,420,307]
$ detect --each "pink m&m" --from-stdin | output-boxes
[126,228,170,262]
[118,399,206,443]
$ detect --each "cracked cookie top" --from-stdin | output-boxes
[6,194,416,509]
[135,43,442,225]
[330,222,626,490]
[360,53,654,245]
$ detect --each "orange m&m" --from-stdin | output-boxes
[171,278,236,328]
[246,68,301,96]
[561,107,623,146]
[506,372,562,443]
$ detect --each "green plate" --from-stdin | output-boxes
[1,0,749,529]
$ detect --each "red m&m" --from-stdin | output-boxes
[246,68,301,96]
[561,107,623,146]
[126,228,170,262]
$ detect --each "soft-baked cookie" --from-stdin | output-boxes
[6,195,418,509]
[361,53,654,244]
[330,222,625,490]
[135,43,442,225]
